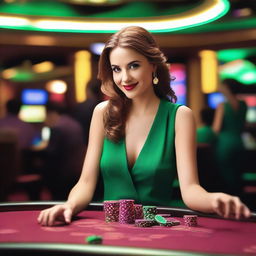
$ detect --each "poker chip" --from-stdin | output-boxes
[155,215,180,227]
[143,206,157,220]
[154,215,167,225]
[183,215,198,227]
[86,235,103,244]
[135,219,156,227]
[165,218,180,226]
[169,218,180,226]
[102,199,183,229]
[134,204,144,219]
[103,200,120,223]
[119,199,135,224]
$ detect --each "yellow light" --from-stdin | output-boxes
[24,35,56,46]
[19,105,46,123]
[199,50,218,94]
[0,15,29,26]
[33,61,54,73]
[1,68,17,79]
[46,80,67,94]
[74,50,91,103]
[88,0,107,3]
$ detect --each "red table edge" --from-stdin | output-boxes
[0,201,255,222]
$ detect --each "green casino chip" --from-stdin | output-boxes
[154,214,167,224]
[86,235,103,244]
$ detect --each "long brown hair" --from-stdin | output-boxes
[98,26,177,142]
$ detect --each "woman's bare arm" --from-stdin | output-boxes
[37,101,107,226]
[175,106,250,218]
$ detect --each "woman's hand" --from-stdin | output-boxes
[211,193,251,219]
[37,203,74,226]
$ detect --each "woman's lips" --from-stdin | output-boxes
[123,83,138,91]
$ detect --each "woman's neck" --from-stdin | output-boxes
[130,95,160,116]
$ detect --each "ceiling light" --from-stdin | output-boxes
[0,0,230,33]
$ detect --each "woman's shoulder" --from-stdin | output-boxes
[94,100,109,114]
[176,105,193,117]
[90,101,109,124]
[163,100,191,114]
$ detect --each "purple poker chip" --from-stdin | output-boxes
[104,200,120,222]
[119,199,135,224]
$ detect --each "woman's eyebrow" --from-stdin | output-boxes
[128,60,140,65]
[111,60,141,68]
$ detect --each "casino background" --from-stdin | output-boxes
[0,0,255,209]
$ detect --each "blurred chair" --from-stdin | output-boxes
[0,129,19,201]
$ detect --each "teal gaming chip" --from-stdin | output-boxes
[86,235,103,244]
[154,214,167,224]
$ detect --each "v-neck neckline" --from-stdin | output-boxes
[123,99,163,172]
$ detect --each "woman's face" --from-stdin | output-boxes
[109,47,155,99]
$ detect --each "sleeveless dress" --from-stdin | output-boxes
[100,99,181,206]
[215,100,247,195]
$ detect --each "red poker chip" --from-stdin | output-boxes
[183,215,198,227]
[119,199,135,224]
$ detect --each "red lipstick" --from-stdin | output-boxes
[123,83,138,91]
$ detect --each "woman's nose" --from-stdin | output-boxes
[121,70,131,83]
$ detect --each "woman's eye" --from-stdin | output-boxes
[129,63,139,69]
[111,66,120,73]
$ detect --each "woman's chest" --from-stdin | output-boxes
[125,115,155,168]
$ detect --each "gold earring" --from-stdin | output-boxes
[153,75,159,85]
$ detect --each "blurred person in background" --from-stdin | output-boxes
[0,98,36,151]
[197,107,217,145]
[213,79,247,197]
[41,101,84,200]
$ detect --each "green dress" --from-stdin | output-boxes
[100,99,181,206]
[215,100,247,195]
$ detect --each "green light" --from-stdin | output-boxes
[11,71,34,82]
[241,71,256,84]
[219,60,256,85]
[0,0,230,33]
[0,0,77,17]
[243,173,256,181]
[218,48,256,62]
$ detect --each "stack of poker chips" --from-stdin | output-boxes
[143,206,158,220]
[119,199,135,224]
[134,204,144,219]
[135,219,156,227]
[135,206,158,227]
[103,200,184,228]
[154,214,180,227]
[103,200,120,223]
[183,215,198,227]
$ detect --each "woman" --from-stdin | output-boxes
[38,26,250,226]
[213,79,247,197]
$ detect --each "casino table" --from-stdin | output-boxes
[0,202,256,256]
